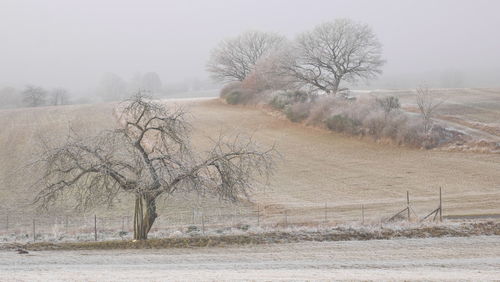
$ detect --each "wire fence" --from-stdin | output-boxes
[0,189,445,243]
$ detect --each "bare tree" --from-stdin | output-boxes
[207,31,285,82]
[141,72,162,93]
[50,88,70,106]
[0,86,20,109]
[416,86,445,133]
[22,85,47,107]
[242,51,298,92]
[280,19,385,95]
[32,94,275,240]
[98,73,127,101]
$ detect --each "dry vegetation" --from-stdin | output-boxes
[0,94,499,231]
[1,220,497,251]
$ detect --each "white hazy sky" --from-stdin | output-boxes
[1,0,499,92]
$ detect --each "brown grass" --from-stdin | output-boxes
[8,220,499,251]
[1,95,500,227]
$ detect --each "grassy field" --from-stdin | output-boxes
[0,90,499,227]
[187,98,500,222]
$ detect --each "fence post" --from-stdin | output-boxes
[284,210,288,227]
[362,204,365,225]
[407,191,410,221]
[94,214,97,241]
[256,206,260,226]
[324,202,327,224]
[192,208,195,225]
[122,216,125,232]
[439,187,443,222]
[5,214,8,231]
[201,211,205,235]
[32,219,36,242]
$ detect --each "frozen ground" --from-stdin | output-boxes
[1,236,499,281]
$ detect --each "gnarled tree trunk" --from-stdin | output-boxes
[133,193,158,240]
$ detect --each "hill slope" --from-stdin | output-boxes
[0,98,499,225]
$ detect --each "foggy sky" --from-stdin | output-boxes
[1,0,499,93]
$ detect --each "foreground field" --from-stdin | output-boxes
[1,236,499,281]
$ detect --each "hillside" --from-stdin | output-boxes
[0,95,499,226]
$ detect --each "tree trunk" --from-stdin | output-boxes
[133,194,157,240]
[331,79,340,96]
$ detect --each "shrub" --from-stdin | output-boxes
[220,82,243,99]
[397,119,426,147]
[284,102,311,122]
[376,96,401,114]
[225,91,245,105]
[381,112,408,140]
[223,88,259,105]
[326,114,361,134]
[306,96,338,125]
[269,90,313,110]
[363,111,386,137]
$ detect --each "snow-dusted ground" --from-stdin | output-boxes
[1,236,499,281]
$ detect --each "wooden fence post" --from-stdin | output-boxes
[284,210,288,227]
[324,202,328,223]
[362,204,365,225]
[201,211,205,235]
[94,215,97,241]
[32,219,36,242]
[439,187,443,222]
[257,206,260,226]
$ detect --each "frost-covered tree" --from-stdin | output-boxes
[141,72,162,93]
[207,31,285,82]
[416,86,445,133]
[98,73,127,101]
[50,88,70,106]
[33,94,275,240]
[281,19,385,95]
[22,85,47,107]
[0,87,20,108]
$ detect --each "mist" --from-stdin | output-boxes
[1,0,499,97]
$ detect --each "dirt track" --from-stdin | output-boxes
[1,236,499,281]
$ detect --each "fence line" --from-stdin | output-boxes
[0,189,447,242]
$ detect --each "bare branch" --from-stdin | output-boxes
[31,92,276,239]
[207,31,285,82]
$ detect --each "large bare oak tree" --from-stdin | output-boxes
[206,31,285,82]
[33,94,275,240]
[280,19,385,94]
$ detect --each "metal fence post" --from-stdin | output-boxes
[407,191,410,221]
